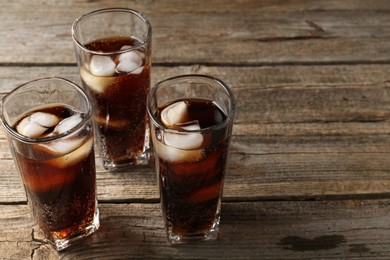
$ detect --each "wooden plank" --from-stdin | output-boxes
[0,0,390,64]
[2,200,390,259]
[2,132,390,203]
[1,65,390,124]
[1,1,388,259]
[0,205,35,260]
[1,64,390,202]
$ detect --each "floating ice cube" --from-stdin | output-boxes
[119,49,144,64]
[120,45,146,57]
[116,60,141,73]
[161,101,189,126]
[153,133,204,163]
[41,138,84,155]
[16,112,60,138]
[53,113,83,135]
[17,118,47,138]
[47,137,93,168]
[179,121,202,131]
[38,113,85,156]
[30,112,60,128]
[80,67,115,93]
[90,55,116,77]
[164,121,203,150]
[116,50,144,73]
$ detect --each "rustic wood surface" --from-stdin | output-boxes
[1,0,390,259]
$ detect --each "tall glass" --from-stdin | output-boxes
[147,75,235,244]
[72,8,152,170]
[0,77,99,251]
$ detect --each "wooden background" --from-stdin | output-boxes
[1,0,390,259]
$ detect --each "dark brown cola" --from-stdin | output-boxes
[12,105,97,241]
[154,98,229,239]
[81,36,150,168]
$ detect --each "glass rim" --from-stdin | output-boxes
[147,74,236,134]
[71,8,152,55]
[0,77,93,144]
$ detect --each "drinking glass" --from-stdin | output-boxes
[147,75,235,243]
[72,8,152,170]
[0,77,99,251]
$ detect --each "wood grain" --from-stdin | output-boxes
[1,0,390,64]
[1,0,390,258]
[2,200,390,259]
[0,65,389,203]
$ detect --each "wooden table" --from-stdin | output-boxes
[1,0,390,259]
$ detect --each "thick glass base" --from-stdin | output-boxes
[47,207,100,251]
[102,151,150,171]
[166,215,220,244]
[100,128,151,171]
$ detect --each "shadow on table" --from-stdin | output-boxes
[52,200,381,259]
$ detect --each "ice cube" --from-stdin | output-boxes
[164,121,203,150]
[53,113,83,135]
[116,60,141,73]
[47,137,93,168]
[16,112,60,138]
[120,45,146,58]
[161,101,189,126]
[179,121,202,131]
[116,50,143,73]
[30,112,60,128]
[90,55,116,77]
[80,67,115,93]
[17,118,47,138]
[153,133,204,163]
[41,138,84,155]
[119,49,144,65]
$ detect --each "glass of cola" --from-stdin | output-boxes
[147,75,235,244]
[0,77,99,251]
[72,8,152,170]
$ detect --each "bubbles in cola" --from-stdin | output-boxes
[153,98,230,240]
[13,104,97,239]
[79,36,150,168]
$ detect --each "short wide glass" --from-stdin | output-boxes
[147,75,235,244]
[72,8,152,170]
[0,78,99,251]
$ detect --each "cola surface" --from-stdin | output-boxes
[13,105,97,240]
[81,36,150,167]
[154,98,229,238]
